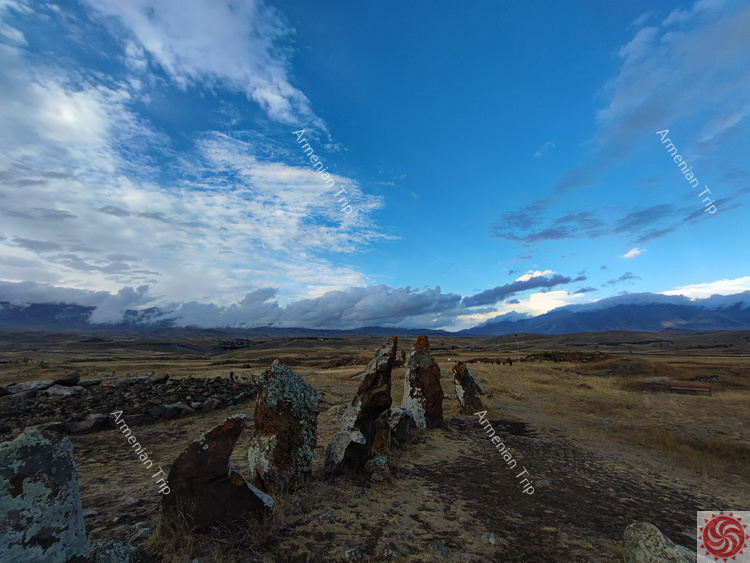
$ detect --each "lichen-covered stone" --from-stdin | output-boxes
[623,522,696,563]
[0,428,89,562]
[340,336,396,443]
[325,338,397,477]
[453,361,483,414]
[401,336,444,429]
[248,360,319,491]
[163,415,274,530]
[385,407,418,447]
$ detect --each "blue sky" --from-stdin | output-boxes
[0,0,748,329]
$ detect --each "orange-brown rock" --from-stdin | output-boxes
[401,336,444,429]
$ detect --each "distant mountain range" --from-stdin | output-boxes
[459,292,750,335]
[1,291,749,335]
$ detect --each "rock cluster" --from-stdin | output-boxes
[324,337,397,477]
[163,415,274,530]
[401,336,444,429]
[0,374,255,437]
[452,361,483,414]
[248,360,319,491]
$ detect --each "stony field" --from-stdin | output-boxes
[1,330,749,562]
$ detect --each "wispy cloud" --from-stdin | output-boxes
[534,141,555,158]
[462,273,582,307]
[604,272,641,286]
[622,247,644,259]
[0,8,388,308]
[83,0,327,133]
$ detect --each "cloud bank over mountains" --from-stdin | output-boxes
[2,278,749,332]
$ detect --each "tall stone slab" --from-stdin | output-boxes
[248,360,319,491]
[324,337,397,477]
[453,361,483,414]
[162,415,274,530]
[0,429,89,562]
[401,336,444,429]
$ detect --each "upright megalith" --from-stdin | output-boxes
[453,361,483,414]
[342,336,396,444]
[401,336,444,429]
[162,415,274,530]
[248,360,319,491]
[0,429,90,562]
[324,337,397,477]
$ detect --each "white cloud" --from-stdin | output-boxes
[660,276,750,299]
[82,0,326,132]
[594,0,750,162]
[663,0,724,27]
[0,29,387,310]
[515,269,554,282]
[494,290,586,317]
[534,141,555,158]
[622,247,644,259]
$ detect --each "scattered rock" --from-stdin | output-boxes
[364,454,391,483]
[0,429,89,561]
[401,336,444,429]
[481,532,498,545]
[122,414,148,427]
[317,510,336,521]
[161,402,194,419]
[55,371,81,387]
[78,379,103,388]
[163,415,274,530]
[64,413,109,434]
[6,380,56,394]
[43,384,85,396]
[146,373,169,385]
[453,361,483,414]
[623,522,696,563]
[90,539,146,563]
[248,360,319,491]
[28,421,66,433]
[345,544,368,560]
[202,397,222,412]
[384,407,418,448]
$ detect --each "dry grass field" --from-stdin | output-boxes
[1,330,749,561]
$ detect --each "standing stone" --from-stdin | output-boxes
[453,361,483,414]
[0,429,89,562]
[623,522,696,563]
[248,360,319,491]
[324,337,397,477]
[341,336,396,445]
[401,336,444,429]
[162,415,274,530]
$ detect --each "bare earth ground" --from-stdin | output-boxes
[1,330,749,562]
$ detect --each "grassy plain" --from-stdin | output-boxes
[1,329,748,561]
